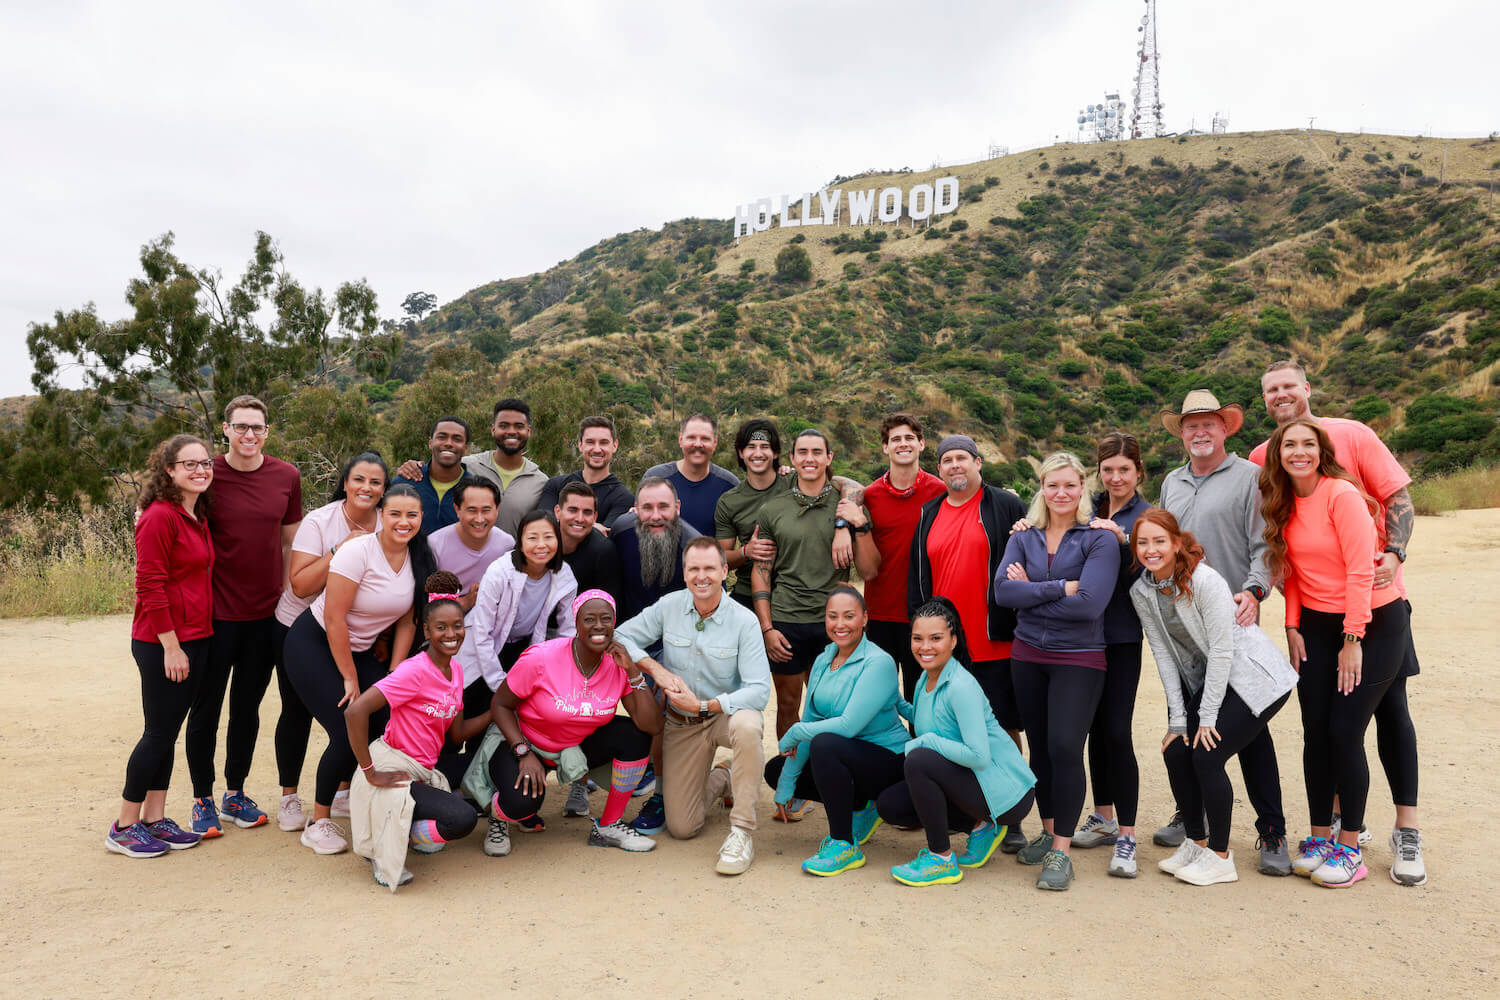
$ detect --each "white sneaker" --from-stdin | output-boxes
[278,794,305,833]
[589,819,657,852]
[1157,841,1204,875]
[1175,849,1239,886]
[330,790,351,818]
[716,826,754,875]
[1389,827,1427,886]
[483,816,512,857]
[1107,836,1138,878]
[300,817,348,855]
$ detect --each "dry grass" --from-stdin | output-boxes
[0,500,136,617]
[1410,463,1500,515]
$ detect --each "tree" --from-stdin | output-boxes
[584,307,625,338]
[23,231,396,505]
[402,291,439,322]
[775,244,812,282]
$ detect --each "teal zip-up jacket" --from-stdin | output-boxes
[901,659,1035,820]
[774,636,908,804]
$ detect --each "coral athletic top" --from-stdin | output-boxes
[1282,476,1403,638]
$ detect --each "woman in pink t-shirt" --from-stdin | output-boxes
[343,571,493,887]
[284,482,437,856]
[485,590,661,854]
[1260,418,1411,889]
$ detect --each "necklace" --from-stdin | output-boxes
[571,640,602,680]
[692,599,721,631]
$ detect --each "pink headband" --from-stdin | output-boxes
[428,592,461,603]
[572,589,616,616]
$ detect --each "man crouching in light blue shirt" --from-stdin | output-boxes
[615,536,770,876]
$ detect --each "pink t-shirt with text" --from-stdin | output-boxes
[311,532,413,652]
[375,651,465,768]
[504,636,629,753]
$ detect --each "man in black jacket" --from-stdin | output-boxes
[537,415,636,531]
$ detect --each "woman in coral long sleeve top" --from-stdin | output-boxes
[107,435,217,859]
[1259,417,1410,889]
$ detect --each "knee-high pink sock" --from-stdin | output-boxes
[409,818,447,848]
[601,757,649,826]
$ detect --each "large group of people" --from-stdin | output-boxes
[111,363,1428,893]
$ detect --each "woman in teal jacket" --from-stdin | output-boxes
[876,597,1037,887]
[765,587,909,877]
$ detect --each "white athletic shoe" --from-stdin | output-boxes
[716,826,754,875]
[299,818,348,855]
[1389,827,1427,886]
[277,794,305,833]
[330,789,351,818]
[1175,849,1239,886]
[1157,841,1204,875]
[589,819,657,852]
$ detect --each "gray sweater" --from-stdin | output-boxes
[1130,562,1298,732]
[1158,454,1270,596]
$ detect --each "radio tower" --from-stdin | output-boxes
[1130,0,1165,139]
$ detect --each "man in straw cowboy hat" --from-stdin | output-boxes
[1153,389,1293,877]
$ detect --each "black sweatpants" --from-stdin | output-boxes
[1086,641,1142,826]
[866,619,920,705]
[123,638,210,802]
[1298,601,1408,832]
[283,610,388,807]
[186,616,277,797]
[487,716,653,821]
[409,781,479,841]
[272,620,315,789]
[1162,686,1291,853]
[764,733,906,843]
[876,747,1037,854]
[1011,657,1106,839]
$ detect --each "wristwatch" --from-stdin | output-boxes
[834,517,851,531]
[512,741,532,758]
[1343,633,1361,645]
[1247,585,1267,602]
[1384,545,1407,563]
[696,698,715,718]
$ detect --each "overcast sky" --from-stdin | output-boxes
[2,0,1494,398]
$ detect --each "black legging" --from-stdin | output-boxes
[876,747,1037,854]
[1086,641,1141,826]
[487,715,652,821]
[1298,601,1408,832]
[1162,686,1291,853]
[187,617,277,797]
[123,638,211,802]
[434,639,529,787]
[272,620,315,789]
[1011,657,1106,839]
[763,733,906,843]
[1375,674,1418,807]
[410,781,479,841]
[283,610,389,808]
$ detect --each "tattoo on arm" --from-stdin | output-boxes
[1385,488,1414,548]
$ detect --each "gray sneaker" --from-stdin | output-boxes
[1153,811,1187,848]
[1256,834,1292,876]
[1107,835,1138,878]
[563,780,591,818]
[1016,830,1052,866]
[1389,827,1427,886]
[483,815,512,857]
[1000,823,1029,854]
[1036,849,1074,891]
[1072,813,1120,848]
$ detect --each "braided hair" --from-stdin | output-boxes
[909,595,970,667]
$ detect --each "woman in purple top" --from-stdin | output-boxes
[992,451,1119,891]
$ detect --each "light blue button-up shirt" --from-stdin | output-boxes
[615,590,771,715]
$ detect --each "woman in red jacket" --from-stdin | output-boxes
[107,435,217,858]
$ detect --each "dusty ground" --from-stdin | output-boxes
[1,510,1496,998]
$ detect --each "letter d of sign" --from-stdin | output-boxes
[933,176,960,216]
[877,187,902,223]
[907,184,934,221]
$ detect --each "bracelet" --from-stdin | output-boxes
[629,675,649,691]
[762,625,775,634]
[359,761,373,772]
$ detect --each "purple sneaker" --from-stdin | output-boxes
[105,821,169,859]
[145,817,203,850]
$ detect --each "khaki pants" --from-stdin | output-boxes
[662,708,764,838]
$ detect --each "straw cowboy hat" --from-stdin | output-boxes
[1160,389,1245,437]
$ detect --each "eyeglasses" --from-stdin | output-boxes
[228,423,270,436]
[174,459,214,472]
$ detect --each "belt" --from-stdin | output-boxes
[665,706,713,726]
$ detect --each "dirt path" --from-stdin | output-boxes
[2,511,1496,998]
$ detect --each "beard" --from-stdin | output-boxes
[638,520,682,589]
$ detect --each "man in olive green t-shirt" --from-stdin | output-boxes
[715,419,791,608]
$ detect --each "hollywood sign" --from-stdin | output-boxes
[734,177,960,238]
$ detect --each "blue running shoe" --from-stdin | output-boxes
[957,821,1003,869]
[851,802,883,846]
[105,821,168,859]
[891,848,963,887]
[802,837,865,877]
[628,792,665,835]
[191,796,223,838]
[146,817,203,851]
[632,764,657,799]
[221,791,268,829]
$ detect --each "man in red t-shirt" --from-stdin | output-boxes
[844,413,944,700]
[185,394,303,837]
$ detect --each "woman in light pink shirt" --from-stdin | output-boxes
[283,483,437,856]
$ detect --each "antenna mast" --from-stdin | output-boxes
[1130,0,1165,139]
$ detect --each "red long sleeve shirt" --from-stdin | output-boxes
[132,499,215,643]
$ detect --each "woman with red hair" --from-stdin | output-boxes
[1129,509,1298,886]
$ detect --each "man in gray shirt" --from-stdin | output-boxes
[1156,389,1290,876]
[615,537,770,877]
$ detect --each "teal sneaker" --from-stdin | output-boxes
[1036,849,1074,891]
[1016,830,1052,866]
[891,848,963,887]
[851,802,883,846]
[802,836,866,877]
[957,821,1004,869]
